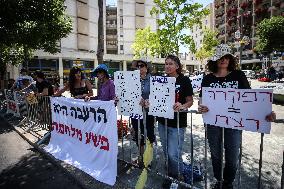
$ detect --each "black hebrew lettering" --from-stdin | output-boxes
[215,115,229,125]
[216,91,227,100]
[70,107,77,118]
[229,117,244,127]
[259,91,273,102]
[241,92,257,102]
[77,106,90,122]
[89,107,97,122]
[60,105,68,116]
[246,118,260,130]
[53,103,61,113]
[97,108,107,123]
[208,90,216,100]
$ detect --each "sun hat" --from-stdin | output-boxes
[132,57,153,72]
[210,44,236,61]
[91,64,110,78]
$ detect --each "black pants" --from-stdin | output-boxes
[131,113,155,145]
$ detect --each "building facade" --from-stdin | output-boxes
[188,3,215,71]
[214,0,284,67]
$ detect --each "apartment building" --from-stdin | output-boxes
[214,0,283,66]
[188,3,215,71]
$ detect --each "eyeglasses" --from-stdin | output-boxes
[137,64,145,68]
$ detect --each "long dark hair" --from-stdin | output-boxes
[206,54,237,73]
[165,55,182,75]
[69,67,84,95]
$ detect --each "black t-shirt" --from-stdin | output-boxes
[158,74,194,128]
[199,70,251,98]
[36,80,54,96]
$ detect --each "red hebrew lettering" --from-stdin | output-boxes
[241,92,257,102]
[85,132,91,144]
[208,90,216,100]
[216,91,227,100]
[65,125,70,136]
[8,102,17,112]
[230,117,244,128]
[91,134,101,147]
[215,115,229,125]
[259,92,273,102]
[76,129,82,141]
[59,123,64,134]
[71,125,76,137]
[51,122,58,131]
[100,136,110,151]
[246,119,260,130]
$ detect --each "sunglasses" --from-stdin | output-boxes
[137,64,146,68]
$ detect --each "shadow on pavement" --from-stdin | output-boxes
[0,151,82,189]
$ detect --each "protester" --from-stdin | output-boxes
[156,55,194,186]
[198,44,276,189]
[54,67,93,98]
[130,59,155,166]
[34,71,54,96]
[84,64,115,101]
[11,68,34,90]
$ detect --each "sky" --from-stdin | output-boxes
[106,0,213,53]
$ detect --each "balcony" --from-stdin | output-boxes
[106,24,117,29]
[106,35,117,40]
[106,44,118,50]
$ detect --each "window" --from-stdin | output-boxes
[120,45,123,50]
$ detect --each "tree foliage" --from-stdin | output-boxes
[132,26,161,59]
[151,0,209,56]
[195,28,219,64]
[0,0,72,66]
[255,16,284,53]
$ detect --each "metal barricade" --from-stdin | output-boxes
[117,109,279,189]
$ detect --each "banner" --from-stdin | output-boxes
[45,97,118,185]
[114,71,143,119]
[189,74,203,93]
[4,89,20,117]
[149,76,176,119]
[202,88,273,134]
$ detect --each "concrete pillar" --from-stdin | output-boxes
[123,60,127,71]
[13,66,20,80]
[119,61,123,71]
[93,59,98,89]
[58,57,64,87]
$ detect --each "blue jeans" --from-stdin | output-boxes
[158,123,185,179]
[207,125,242,184]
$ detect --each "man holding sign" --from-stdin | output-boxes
[198,44,275,189]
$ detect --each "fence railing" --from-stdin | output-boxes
[1,90,283,189]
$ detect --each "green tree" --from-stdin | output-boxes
[132,26,161,59]
[151,0,209,56]
[195,28,219,66]
[0,0,72,87]
[255,16,284,53]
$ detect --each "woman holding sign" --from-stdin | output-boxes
[157,55,194,186]
[198,44,276,189]
[131,59,155,166]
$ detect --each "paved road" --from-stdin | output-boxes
[0,117,83,189]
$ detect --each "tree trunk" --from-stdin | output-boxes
[97,0,104,65]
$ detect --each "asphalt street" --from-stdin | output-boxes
[0,117,83,189]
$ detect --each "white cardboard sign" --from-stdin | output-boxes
[202,87,273,134]
[45,97,118,185]
[149,76,176,119]
[114,71,143,119]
